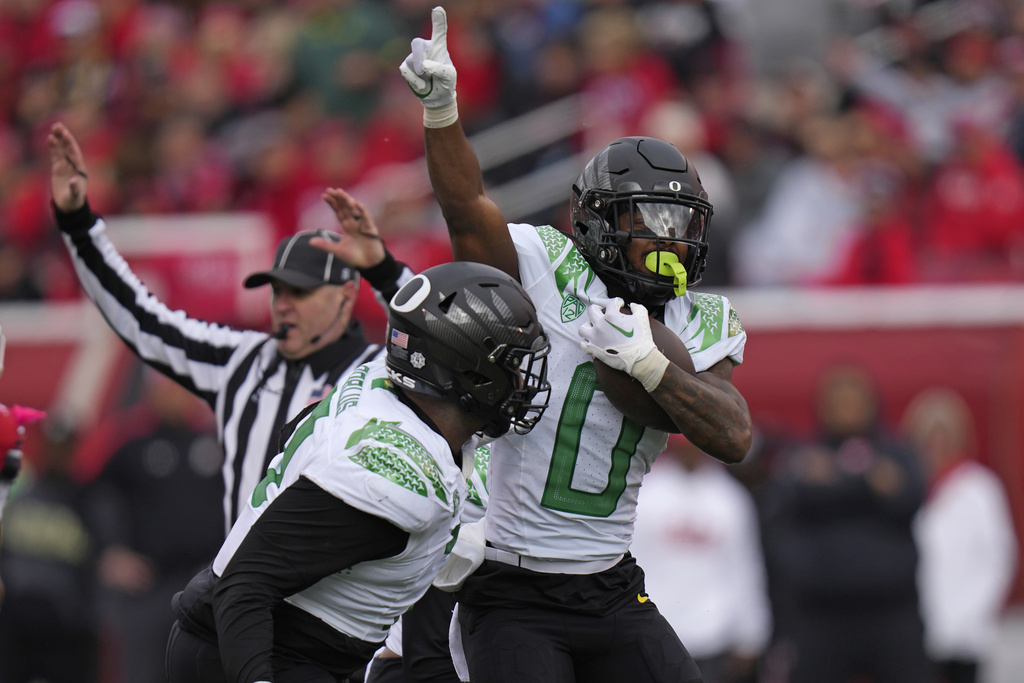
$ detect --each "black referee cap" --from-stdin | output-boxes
[244,231,356,289]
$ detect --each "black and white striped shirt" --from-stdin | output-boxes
[57,203,411,531]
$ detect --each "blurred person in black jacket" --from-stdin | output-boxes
[0,419,105,683]
[93,366,225,683]
[761,363,930,683]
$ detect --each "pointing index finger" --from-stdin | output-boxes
[427,6,448,60]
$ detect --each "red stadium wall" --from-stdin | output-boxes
[2,284,1023,605]
[729,285,1024,605]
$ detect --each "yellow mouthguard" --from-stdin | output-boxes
[645,251,687,296]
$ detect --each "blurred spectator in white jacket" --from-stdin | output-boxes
[631,434,772,683]
[902,387,1018,683]
[730,112,866,286]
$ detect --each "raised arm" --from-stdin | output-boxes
[49,122,89,213]
[314,188,388,271]
[311,187,416,306]
[400,6,519,280]
[47,122,256,402]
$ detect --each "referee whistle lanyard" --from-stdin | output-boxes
[645,251,687,296]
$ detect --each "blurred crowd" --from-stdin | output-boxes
[633,368,1018,683]
[5,0,1024,302]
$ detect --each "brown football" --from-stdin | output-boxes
[593,313,695,432]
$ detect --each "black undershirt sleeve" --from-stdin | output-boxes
[52,199,97,237]
[212,476,410,683]
[358,249,411,306]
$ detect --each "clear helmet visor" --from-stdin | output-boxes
[621,200,705,242]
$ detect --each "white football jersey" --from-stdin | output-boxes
[213,358,467,642]
[483,223,747,564]
[382,442,489,656]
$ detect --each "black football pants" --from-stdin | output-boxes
[364,586,462,683]
[458,595,703,683]
[166,620,337,683]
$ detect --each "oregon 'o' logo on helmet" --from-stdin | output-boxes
[386,262,551,438]
[570,137,713,308]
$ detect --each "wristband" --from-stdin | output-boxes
[423,100,459,129]
[632,348,670,393]
[53,199,96,235]
[358,249,399,289]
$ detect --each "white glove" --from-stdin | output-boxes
[579,298,670,392]
[432,519,486,592]
[399,6,458,129]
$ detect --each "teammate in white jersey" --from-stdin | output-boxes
[364,445,489,683]
[400,7,753,682]
[165,262,550,683]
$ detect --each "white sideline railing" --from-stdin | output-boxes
[469,95,582,169]
[348,94,585,222]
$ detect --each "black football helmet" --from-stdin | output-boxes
[570,136,713,308]
[386,262,551,438]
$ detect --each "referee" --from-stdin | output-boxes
[47,122,412,532]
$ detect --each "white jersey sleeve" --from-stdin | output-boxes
[380,440,490,657]
[914,461,1018,658]
[481,224,746,566]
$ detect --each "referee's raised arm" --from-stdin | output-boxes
[46,122,409,532]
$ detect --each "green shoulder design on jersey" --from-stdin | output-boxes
[682,292,740,353]
[371,377,395,391]
[533,225,593,323]
[466,445,489,508]
[728,307,744,337]
[347,418,449,503]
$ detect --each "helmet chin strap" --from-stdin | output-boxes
[645,251,687,296]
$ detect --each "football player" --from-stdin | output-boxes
[166,262,550,682]
[396,7,753,682]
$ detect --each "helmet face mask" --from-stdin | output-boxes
[386,263,551,438]
[478,333,550,437]
[571,137,713,307]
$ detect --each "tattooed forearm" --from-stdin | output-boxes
[651,359,753,464]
